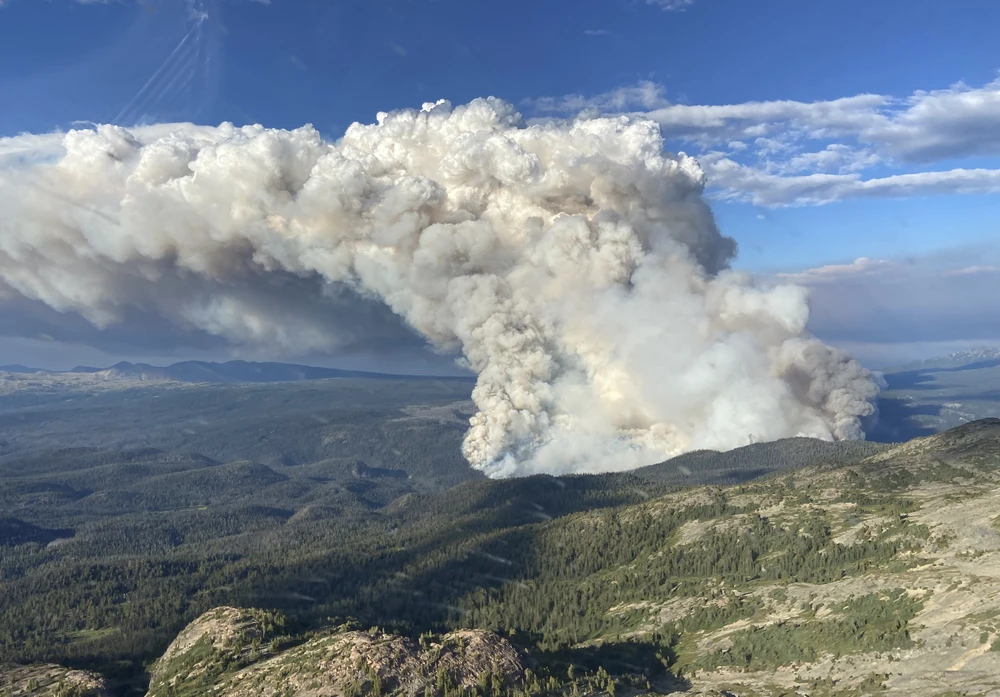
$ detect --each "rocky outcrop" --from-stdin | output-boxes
[146,607,524,697]
[0,663,109,697]
[146,606,286,697]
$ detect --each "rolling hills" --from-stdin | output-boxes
[3,407,1000,694]
[2,355,1000,696]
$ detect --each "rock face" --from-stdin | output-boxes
[649,418,1000,697]
[146,607,524,697]
[0,663,109,696]
[146,607,287,697]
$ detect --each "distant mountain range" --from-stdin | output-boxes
[4,349,997,386]
[871,347,1000,443]
[0,360,473,384]
[887,347,1000,372]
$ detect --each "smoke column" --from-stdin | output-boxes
[0,98,879,477]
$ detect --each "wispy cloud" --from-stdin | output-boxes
[645,0,696,10]
[776,257,891,284]
[700,157,1000,206]
[639,77,1000,162]
[527,76,1000,206]
[527,80,669,114]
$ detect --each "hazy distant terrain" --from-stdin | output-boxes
[0,359,454,383]
[6,350,999,451]
[0,374,477,483]
[869,348,1000,442]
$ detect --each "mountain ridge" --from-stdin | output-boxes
[885,346,1000,372]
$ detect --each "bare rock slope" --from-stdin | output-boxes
[147,607,524,697]
[0,663,109,697]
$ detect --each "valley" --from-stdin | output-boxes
[870,349,1000,442]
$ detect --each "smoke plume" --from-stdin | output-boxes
[0,98,879,476]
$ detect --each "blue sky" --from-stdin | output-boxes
[0,0,998,369]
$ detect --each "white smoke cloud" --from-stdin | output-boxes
[0,98,879,476]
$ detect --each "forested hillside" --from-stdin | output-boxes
[4,395,1000,694]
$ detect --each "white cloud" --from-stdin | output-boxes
[527,80,669,113]
[643,93,888,145]
[645,0,696,10]
[944,265,1000,276]
[868,78,1000,162]
[700,155,1000,206]
[777,144,880,175]
[777,258,891,284]
[0,132,67,164]
[641,78,1000,160]
[528,76,1000,205]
